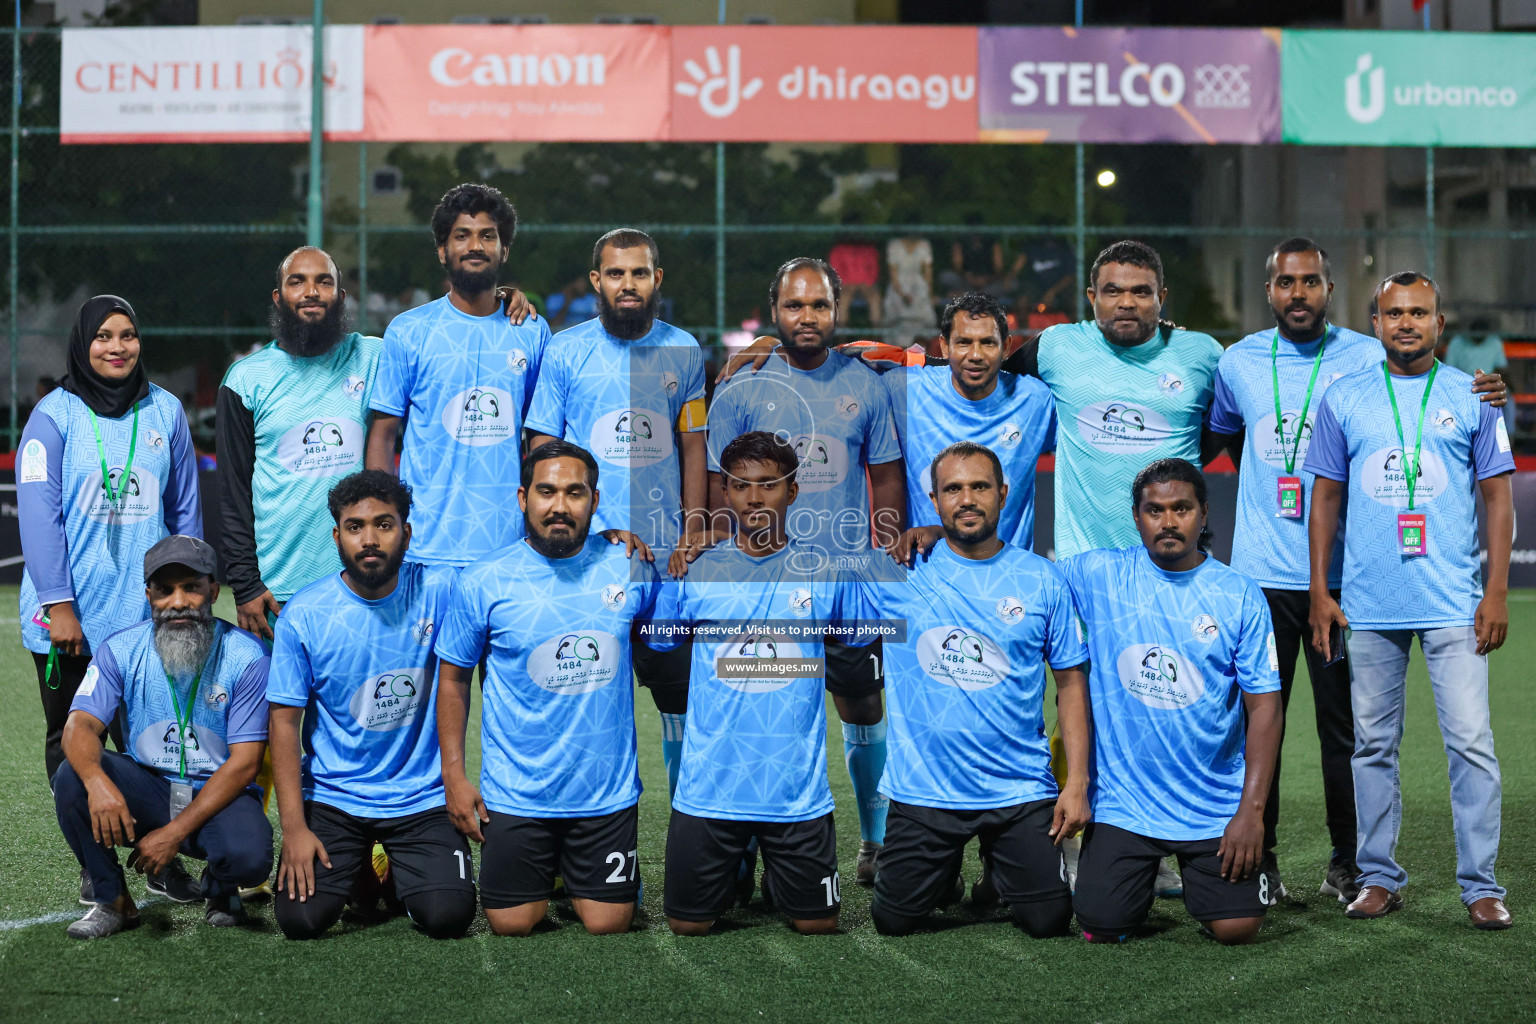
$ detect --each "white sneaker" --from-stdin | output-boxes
[66,903,137,939]
[1061,834,1081,891]
[1155,857,1183,898]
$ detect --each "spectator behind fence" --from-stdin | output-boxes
[884,236,936,350]
[829,234,882,327]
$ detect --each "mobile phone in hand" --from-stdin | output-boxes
[1325,622,1347,666]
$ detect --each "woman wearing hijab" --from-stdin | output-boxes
[17,295,202,785]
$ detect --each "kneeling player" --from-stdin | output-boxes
[437,441,661,937]
[1062,459,1283,945]
[269,471,475,940]
[863,442,1089,938]
[651,432,872,936]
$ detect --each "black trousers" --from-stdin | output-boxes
[34,651,124,784]
[1261,588,1357,856]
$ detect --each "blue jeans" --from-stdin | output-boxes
[1348,627,1503,904]
[54,750,273,905]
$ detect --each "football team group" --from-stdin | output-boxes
[19,182,1516,944]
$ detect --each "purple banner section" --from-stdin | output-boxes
[978,27,1281,144]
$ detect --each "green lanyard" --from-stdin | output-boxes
[1382,360,1439,511]
[164,669,202,779]
[1271,329,1328,475]
[86,403,139,508]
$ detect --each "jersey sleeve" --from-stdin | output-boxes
[215,383,266,604]
[369,324,415,418]
[225,654,272,743]
[1207,365,1245,435]
[1471,398,1516,479]
[1041,566,1090,669]
[71,642,125,726]
[831,557,883,647]
[1234,583,1282,695]
[523,347,567,439]
[1055,552,1098,623]
[1042,385,1058,454]
[863,370,903,466]
[1300,391,1349,482]
[705,390,743,473]
[16,410,73,605]
[1001,336,1041,379]
[265,612,313,708]
[640,579,684,652]
[519,318,554,416]
[436,569,490,669]
[163,405,204,539]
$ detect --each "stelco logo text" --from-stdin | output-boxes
[1009,60,1187,108]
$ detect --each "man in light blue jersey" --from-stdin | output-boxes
[269,471,475,940]
[1001,240,1226,560]
[883,293,1056,559]
[1207,238,1507,903]
[649,432,874,935]
[865,441,1088,939]
[703,257,907,886]
[1064,459,1283,945]
[218,247,382,641]
[366,183,552,564]
[53,536,273,938]
[437,441,661,937]
[526,229,706,801]
[1306,272,1514,930]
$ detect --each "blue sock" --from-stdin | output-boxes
[843,720,889,844]
[660,713,686,798]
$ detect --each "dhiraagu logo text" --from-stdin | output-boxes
[1115,644,1205,710]
[79,465,160,524]
[590,406,674,467]
[442,386,515,447]
[528,630,620,695]
[349,666,426,732]
[1076,400,1172,453]
[278,417,363,476]
[135,719,226,774]
[916,625,1010,691]
[1362,446,1449,508]
[790,433,850,493]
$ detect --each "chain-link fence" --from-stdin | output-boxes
[7,26,1536,452]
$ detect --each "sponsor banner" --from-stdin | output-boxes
[363,24,669,142]
[669,26,978,142]
[977,26,1280,144]
[1282,30,1536,147]
[60,25,364,143]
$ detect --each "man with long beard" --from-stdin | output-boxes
[526,230,706,800]
[217,246,382,641]
[366,184,552,565]
[268,471,474,941]
[51,535,274,938]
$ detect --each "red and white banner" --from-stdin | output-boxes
[668,26,978,142]
[362,25,670,142]
[60,25,365,143]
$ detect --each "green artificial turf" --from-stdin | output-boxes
[1,586,1532,1023]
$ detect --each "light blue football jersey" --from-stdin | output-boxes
[72,619,270,786]
[435,536,662,818]
[1303,361,1514,631]
[266,562,457,819]
[18,385,201,655]
[1059,547,1280,841]
[707,350,902,568]
[1037,321,1221,559]
[646,539,868,823]
[524,318,705,549]
[220,333,382,601]
[885,366,1055,551]
[371,297,551,566]
[858,540,1087,811]
[1208,324,1381,590]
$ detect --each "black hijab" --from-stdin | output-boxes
[58,295,150,419]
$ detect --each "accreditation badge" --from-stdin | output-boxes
[1276,476,1303,519]
[169,781,194,820]
[1397,513,1428,557]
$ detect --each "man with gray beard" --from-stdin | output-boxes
[52,535,274,938]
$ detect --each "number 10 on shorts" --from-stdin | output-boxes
[821,873,841,907]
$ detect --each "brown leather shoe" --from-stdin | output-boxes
[1346,885,1403,918]
[1468,897,1512,930]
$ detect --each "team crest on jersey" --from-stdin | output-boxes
[412,618,435,646]
[1191,614,1220,644]
[1116,644,1206,710]
[917,625,1010,690]
[1434,408,1457,432]
[146,428,165,449]
[996,597,1025,625]
[1158,373,1184,393]
[996,423,1023,451]
[659,370,680,396]
[350,667,426,731]
[343,375,366,401]
[203,683,229,708]
[788,588,814,618]
[835,394,860,420]
[507,348,529,374]
[601,583,628,611]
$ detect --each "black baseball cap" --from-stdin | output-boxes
[143,535,217,583]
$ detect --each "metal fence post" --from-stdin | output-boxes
[1073,0,1086,324]
[714,0,727,347]
[9,16,20,448]
[1425,147,1436,280]
[358,141,368,336]
[306,0,325,247]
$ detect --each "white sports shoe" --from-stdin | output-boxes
[1155,857,1183,898]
